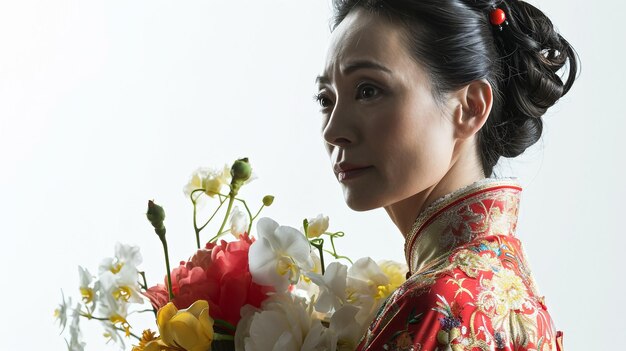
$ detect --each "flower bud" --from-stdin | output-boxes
[230,157,252,183]
[146,200,166,237]
[262,195,275,207]
[229,158,253,197]
[306,214,329,238]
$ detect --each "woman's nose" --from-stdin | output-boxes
[322,104,356,149]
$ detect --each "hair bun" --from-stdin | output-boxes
[489,0,579,157]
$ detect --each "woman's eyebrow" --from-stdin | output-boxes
[315,59,392,85]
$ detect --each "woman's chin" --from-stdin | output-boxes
[343,193,380,212]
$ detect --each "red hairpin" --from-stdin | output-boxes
[489,7,509,31]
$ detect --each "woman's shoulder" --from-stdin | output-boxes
[361,234,563,350]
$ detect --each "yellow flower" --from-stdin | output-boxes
[378,260,408,293]
[156,301,214,351]
[131,329,158,351]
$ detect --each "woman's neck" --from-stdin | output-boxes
[383,146,485,238]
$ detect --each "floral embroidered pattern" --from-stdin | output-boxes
[356,178,563,351]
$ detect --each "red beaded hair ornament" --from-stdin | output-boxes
[489,6,509,31]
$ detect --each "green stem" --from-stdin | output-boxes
[248,203,266,236]
[191,189,231,248]
[327,232,353,264]
[234,198,255,235]
[216,193,229,200]
[213,319,237,331]
[138,270,157,316]
[251,204,264,221]
[310,239,325,275]
[158,235,175,300]
[80,312,104,321]
[213,333,235,341]
[193,203,200,249]
[190,189,205,249]
[79,313,141,340]
[323,249,353,264]
[138,271,148,290]
[211,193,235,243]
[198,196,227,232]
[122,329,141,341]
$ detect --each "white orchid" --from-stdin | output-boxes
[94,299,131,349]
[305,214,329,238]
[54,291,72,333]
[98,242,142,276]
[234,293,327,351]
[101,319,126,348]
[89,242,143,348]
[249,217,315,291]
[65,302,85,351]
[291,250,322,303]
[327,304,364,351]
[345,257,393,325]
[98,243,144,307]
[78,266,97,308]
[306,261,348,314]
[234,293,367,351]
[229,205,249,238]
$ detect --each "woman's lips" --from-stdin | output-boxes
[337,166,373,182]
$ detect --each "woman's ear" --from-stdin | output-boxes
[450,79,493,140]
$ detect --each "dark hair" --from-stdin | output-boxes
[330,0,580,177]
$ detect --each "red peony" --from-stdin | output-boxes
[187,248,212,270]
[143,234,274,329]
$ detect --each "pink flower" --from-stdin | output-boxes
[187,248,212,270]
[143,234,274,330]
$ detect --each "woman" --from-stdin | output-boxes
[314,0,579,350]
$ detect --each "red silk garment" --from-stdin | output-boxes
[356,178,564,351]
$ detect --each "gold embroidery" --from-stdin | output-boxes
[405,177,523,276]
[358,177,560,351]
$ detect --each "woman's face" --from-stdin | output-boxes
[315,8,458,211]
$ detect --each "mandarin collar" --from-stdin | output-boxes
[404,177,523,276]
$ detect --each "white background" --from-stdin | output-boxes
[0,0,623,349]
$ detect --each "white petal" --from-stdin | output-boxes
[78,266,92,287]
[329,304,363,347]
[249,237,289,290]
[307,262,347,313]
[115,242,142,267]
[273,226,314,269]
[306,214,329,238]
[229,206,249,237]
[248,310,290,351]
[273,332,298,351]
[256,217,279,240]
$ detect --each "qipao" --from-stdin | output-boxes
[356,178,564,351]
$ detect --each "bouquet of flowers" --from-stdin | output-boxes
[55,157,408,351]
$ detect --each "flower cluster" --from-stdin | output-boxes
[55,243,145,349]
[56,157,407,351]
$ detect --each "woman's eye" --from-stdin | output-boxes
[313,93,333,109]
[357,84,380,100]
